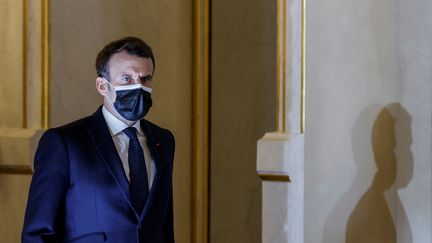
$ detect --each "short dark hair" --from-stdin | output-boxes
[95,36,155,80]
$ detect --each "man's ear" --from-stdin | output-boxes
[96,77,108,96]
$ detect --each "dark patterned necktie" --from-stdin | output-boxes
[123,127,149,214]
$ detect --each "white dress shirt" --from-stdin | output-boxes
[102,106,156,189]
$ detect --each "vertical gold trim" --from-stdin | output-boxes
[282,0,287,133]
[300,0,306,133]
[192,0,210,242]
[277,0,305,133]
[276,0,287,133]
[23,0,28,128]
[276,0,280,131]
[41,0,50,129]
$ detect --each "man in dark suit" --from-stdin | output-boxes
[22,37,175,243]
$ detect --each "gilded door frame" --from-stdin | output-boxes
[192,0,210,242]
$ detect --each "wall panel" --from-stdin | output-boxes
[210,0,276,242]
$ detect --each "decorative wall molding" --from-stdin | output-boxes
[0,0,49,174]
[257,173,291,182]
[0,128,43,174]
[0,165,33,175]
[41,0,50,129]
[276,0,306,134]
[192,0,210,242]
[257,0,306,242]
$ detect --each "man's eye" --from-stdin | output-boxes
[142,76,153,82]
[121,77,131,82]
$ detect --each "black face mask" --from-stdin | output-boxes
[109,84,152,121]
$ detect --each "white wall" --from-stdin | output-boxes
[306,0,431,242]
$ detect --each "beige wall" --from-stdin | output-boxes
[49,1,192,242]
[0,1,37,242]
[0,0,24,127]
[210,0,276,242]
[0,175,31,242]
[306,0,431,242]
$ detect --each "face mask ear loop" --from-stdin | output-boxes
[103,79,116,105]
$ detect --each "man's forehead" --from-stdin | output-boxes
[108,52,154,71]
[110,51,152,64]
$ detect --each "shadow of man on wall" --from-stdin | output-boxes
[346,103,413,243]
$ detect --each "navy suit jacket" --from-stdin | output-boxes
[22,107,175,243]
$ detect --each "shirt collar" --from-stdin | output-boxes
[102,106,142,136]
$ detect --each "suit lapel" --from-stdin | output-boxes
[140,120,163,219]
[87,107,137,217]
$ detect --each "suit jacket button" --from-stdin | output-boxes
[138,223,142,229]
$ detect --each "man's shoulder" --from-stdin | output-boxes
[53,115,93,132]
[37,114,95,146]
[142,119,174,140]
[142,119,167,132]
[51,107,103,133]
[44,114,95,141]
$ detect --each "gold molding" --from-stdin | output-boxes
[23,0,28,128]
[0,165,33,175]
[192,0,210,242]
[276,0,306,134]
[258,173,290,182]
[41,0,50,129]
[276,0,287,133]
